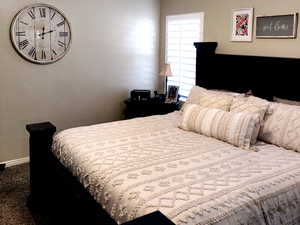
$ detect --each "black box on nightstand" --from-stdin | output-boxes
[130,90,151,102]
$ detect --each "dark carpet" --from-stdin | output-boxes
[0,164,50,225]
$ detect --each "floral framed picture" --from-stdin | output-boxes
[231,8,254,42]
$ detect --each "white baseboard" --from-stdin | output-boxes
[1,157,30,168]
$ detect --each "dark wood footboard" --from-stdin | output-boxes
[26,122,175,225]
[26,122,56,212]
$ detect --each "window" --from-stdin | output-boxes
[166,13,204,99]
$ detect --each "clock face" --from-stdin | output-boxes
[10,4,72,64]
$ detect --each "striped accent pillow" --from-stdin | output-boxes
[180,104,261,150]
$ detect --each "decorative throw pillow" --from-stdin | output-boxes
[180,104,261,150]
[274,97,300,106]
[259,103,300,152]
[197,91,234,111]
[230,96,270,144]
[184,86,207,106]
[183,86,234,111]
[231,96,270,117]
[209,89,246,97]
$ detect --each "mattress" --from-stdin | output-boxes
[52,112,300,225]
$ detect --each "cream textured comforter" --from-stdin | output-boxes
[52,112,300,225]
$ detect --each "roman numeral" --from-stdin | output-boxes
[28,47,36,59]
[39,8,46,18]
[19,39,29,50]
[51,11,56,20]
[52,49,57,56]
[51,49,57,60]
[16,31,26,37]
[28,9,36,20]
[58,41,66,47]
[57,20,65,27]
[59,32,69,37]
[20,21,29,26]
[41,50,46,60]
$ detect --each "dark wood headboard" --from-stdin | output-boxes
[194,42,300,101]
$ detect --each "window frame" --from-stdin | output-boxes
[165,12,205,99]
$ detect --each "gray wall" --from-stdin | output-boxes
[160,0,300,67]
[0,0,160,162]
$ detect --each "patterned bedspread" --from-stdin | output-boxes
[52,112,300,225]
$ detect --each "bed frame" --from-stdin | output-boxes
[194,42,300,101]
[26,42,300,225]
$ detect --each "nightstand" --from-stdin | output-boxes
[122,211,175,225]
[124,98,181,119]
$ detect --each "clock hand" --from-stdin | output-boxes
[42,27,45,40]
[39,30,56,37]
[42,30,56,35]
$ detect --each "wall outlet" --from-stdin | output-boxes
[0,164,6,171]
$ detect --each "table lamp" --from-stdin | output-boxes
[159,63,173,95]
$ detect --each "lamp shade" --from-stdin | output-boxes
[159,64,173,77]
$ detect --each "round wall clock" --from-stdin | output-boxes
[10,3,72,64]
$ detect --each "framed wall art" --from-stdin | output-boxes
[256,13,298,39]
[231,8,254,42]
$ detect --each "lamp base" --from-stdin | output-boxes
[164,77,168,96]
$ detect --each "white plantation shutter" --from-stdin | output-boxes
[166,13,204,99]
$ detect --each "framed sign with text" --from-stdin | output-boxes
[256,13,298,39]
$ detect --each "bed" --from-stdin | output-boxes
[26,42,300,225]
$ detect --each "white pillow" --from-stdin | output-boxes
[230,96,270,144]
[183,86,234,111]
[259,102,300,152]
[274,97,300,106]
[209,89,246,97]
